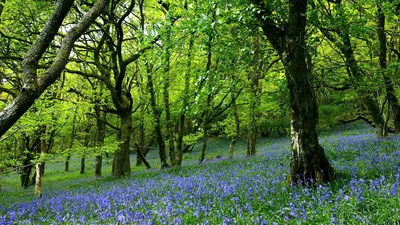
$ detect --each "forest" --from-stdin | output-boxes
[0,0,400,224]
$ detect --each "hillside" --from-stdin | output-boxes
[1,123,400,224]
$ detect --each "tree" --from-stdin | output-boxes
[377,0,400,133]
[0,0,110,141]
[251,0,333,184]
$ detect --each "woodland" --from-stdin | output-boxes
[0,0,400,224]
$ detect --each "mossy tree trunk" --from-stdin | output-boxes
[112,111,132,177]
[284,0,333,184]
[252,0,333,184]
[377,2,400,133]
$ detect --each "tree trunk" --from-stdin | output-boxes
[199,96,211,164]
[247,88,258,156]
[80,125,91,175]
[198,18,215,164]
[135,120,150,166]
[34,162,43,197]
[176,38,194,166]
[65,108,77,172]
[199,122,208,164]
[228,94,240,159]
[162,19,177,166]
[146,62,170,168]
[64,155,71,172]
[377,3,400,133]
[20,136,34,188]
[134,141,152,169]
[94,107,106,177]
[283,0,333,184]
[136,89,147,166]
[339,32,386,137]
[247,33,262,156]
[80,156,85,174]
[35,137,47,197]
[112,112,132,177]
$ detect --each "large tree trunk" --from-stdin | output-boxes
[377,3,400,133]
[112,112,132,177]
[283,0,333,184]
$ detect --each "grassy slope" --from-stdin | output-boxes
[1,122,400,224]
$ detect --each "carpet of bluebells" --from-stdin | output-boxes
[1,124,400,224]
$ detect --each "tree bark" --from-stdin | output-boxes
[0,0,110,138]
[251,0,333,184]
[228,93,240,159]
[135,95,149,167]
[199,95,211,163]
[94,107,106,177]
[377,3,400,133]
[339,32,386,137]
[284,0,333,184]
[35,133,47,197]
[246,33,262,156]
[318,1,386,137]
[162,22,176,166]
[20,134,37,188]
[34,162,43,197]
[112,111,132,177]
[133,126,152,169]
[80,156,85,174]
[65,107,77,172]
[79,125,91,174]
[146,62,170,168]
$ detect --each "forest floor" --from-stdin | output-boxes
[1,122,400,224]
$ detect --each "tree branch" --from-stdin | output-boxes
[86,112,120,131]
[0,0,110,138]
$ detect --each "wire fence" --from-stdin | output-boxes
[0,163,35,178]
